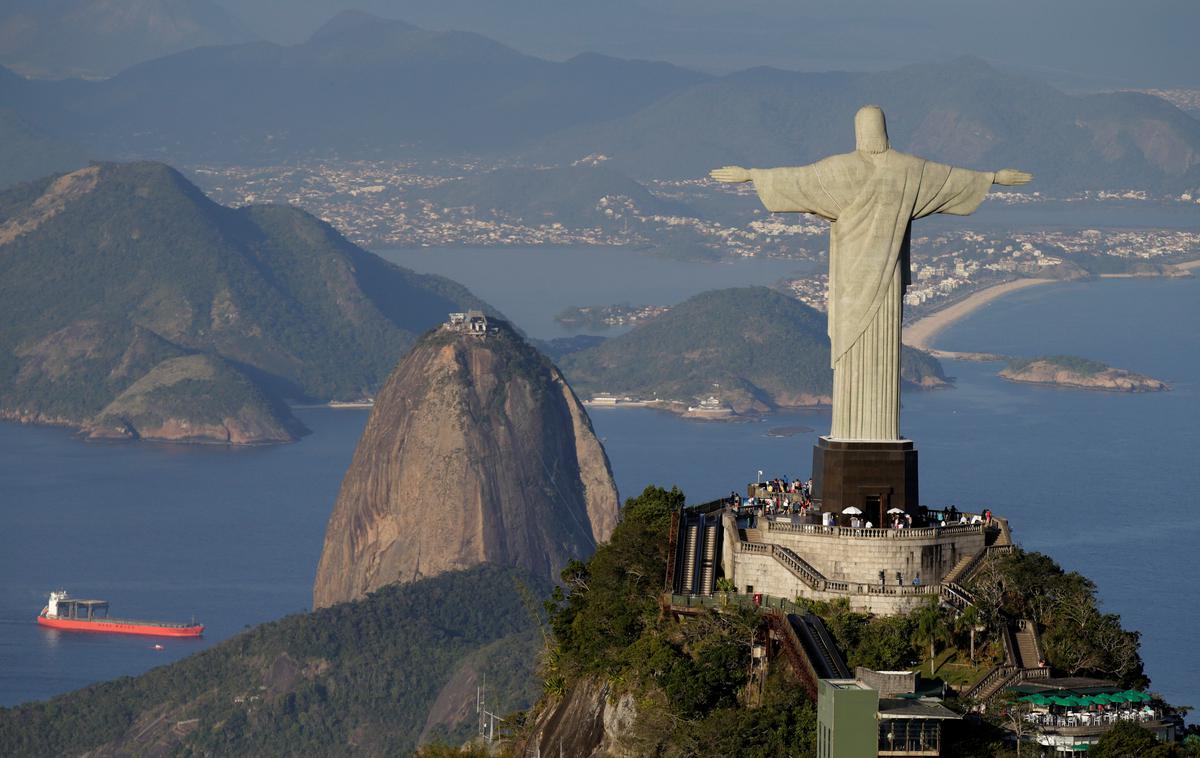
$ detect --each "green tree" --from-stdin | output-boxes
[916,597,951,676]
[954,604,984,664]
[1089,720,1183,757]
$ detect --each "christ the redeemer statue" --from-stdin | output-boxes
[712,106,1031,441]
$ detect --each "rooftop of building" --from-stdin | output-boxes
[825,679,873,691]
[877,699,963,720]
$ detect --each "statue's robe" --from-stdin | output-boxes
[750,151,993,440]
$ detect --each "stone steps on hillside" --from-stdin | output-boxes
[1013,621,1040,668]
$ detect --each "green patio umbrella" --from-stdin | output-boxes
[1124,690,1152,702]
[1019,693,1052,704]
[1090,694,1114,705]
[1106,692,1131,703]
[1066,696,1092,707]
[1052,696,1076,707]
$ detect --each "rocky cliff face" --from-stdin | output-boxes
[313,320,619,608]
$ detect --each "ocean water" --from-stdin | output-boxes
[1,261,1197,712]
[0,409,368,706]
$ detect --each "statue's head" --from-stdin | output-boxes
[855,106,889,154]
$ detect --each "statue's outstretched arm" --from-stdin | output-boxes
[710,166,751,183]
[994,169,1033,186]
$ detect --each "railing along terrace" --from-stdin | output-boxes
[764,520,985,540]
[738,541,769,554]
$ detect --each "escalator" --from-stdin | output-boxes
[788,612,851,679]
[671,506,724,595]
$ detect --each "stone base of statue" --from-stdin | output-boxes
[812,437,919,524]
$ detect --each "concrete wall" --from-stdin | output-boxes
[758,523,986,586]
[728,550,939,615]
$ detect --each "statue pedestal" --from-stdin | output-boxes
[812,437,919,525]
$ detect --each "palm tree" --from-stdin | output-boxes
[955,604,983,664]
[916,597,949,676]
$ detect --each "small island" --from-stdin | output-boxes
[554,303,669,330]
[999,355,1169,392]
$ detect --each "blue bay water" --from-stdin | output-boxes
[0,409,368,706]
[1,254,1197,713]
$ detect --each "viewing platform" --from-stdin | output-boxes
[669,492,1014,615]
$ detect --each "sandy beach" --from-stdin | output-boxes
[903,278,1055,356]
[1175,258,1200,271]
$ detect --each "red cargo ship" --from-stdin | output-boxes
[37,590,203,637]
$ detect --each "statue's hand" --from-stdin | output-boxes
[994,169,1033,186]
[709,166,752,183]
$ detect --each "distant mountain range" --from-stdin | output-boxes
[531,58,1200,192]
[3,12,1195,192]
[0,9,1197,199]
[0,0,255,79]
[0,11,705,163]
[0,161,491,442]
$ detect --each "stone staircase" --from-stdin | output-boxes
[1012,618,1042,668]
[770,545,828,590]
[943,550,980,586]
[963,618,1049,703]
[964,664,1020,703]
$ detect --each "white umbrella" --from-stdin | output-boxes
[887,507,905,514]
[842,506,863,515]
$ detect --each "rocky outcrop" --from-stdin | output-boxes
[517,676,642,758]
[312,320,619,608]
[999,359,1169,392]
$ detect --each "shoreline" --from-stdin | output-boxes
[904,258,1200,357]
[903,278,1055,357]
